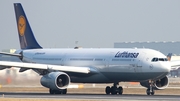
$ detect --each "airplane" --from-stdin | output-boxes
[0,3,172,95]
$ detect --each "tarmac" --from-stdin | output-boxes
[0,77,180,100]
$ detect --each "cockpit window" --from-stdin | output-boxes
[164,58,168,61]
[152,58,158,62]
[159,58,164,61]
[151,58,168,62]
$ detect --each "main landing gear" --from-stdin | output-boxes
[49,89,67,94]
[146,80,155,95]
[105,83,123,95]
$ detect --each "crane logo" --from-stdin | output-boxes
[18,16,26,36]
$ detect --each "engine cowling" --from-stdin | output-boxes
[40,72,70,90]
[140,76,169,90]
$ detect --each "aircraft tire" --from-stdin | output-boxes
[111,86,117,95]
[146,89,150,95]
[49,89,68,94]
[105,86,111,94]
[118,86,123,95]
[150,89,155,95]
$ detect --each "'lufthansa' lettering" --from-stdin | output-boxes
[35,52,45,55]
[115,51,139,58]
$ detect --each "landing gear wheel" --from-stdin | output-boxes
[146,88,155,95]
[146,88,150,95]
[105,83,123,95]
[146,80,155,96]
[111,86,117,95]
[49,89,67,94]
[118,86,123,95]
[105,86,111,94]
[150,89,155,95]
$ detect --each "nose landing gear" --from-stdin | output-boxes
[146,80,155,95]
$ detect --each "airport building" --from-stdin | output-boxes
[114,41,180,77]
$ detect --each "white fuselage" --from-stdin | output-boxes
[21,48,170,83]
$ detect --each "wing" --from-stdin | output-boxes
[0,52,98,74]
[0,61,91,74]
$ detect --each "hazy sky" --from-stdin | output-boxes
[1,0,180,50]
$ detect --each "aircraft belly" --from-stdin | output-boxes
[97,64,166,82]
[71,72,166,83]
[101,72,165,82]
[70,73,110,83]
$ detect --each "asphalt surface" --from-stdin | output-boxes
[0,77,180,100]
[0,92,180,101]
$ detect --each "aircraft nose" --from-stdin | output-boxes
[160,62,171,73]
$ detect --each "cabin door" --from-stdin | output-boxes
[135,52,146,73]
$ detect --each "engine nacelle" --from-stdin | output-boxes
[140,76,169,90]
[40,72,70,90]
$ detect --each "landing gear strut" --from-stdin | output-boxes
[49,89,67,94]
[146,80,155,95]
[105,82,123,95]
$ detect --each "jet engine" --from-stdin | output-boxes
[40,72,70,90]
[140,76,169,90]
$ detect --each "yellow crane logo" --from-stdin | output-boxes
[18,16,26,36]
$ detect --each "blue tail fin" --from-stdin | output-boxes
[14,3,42,49]
[167,53,172,61]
